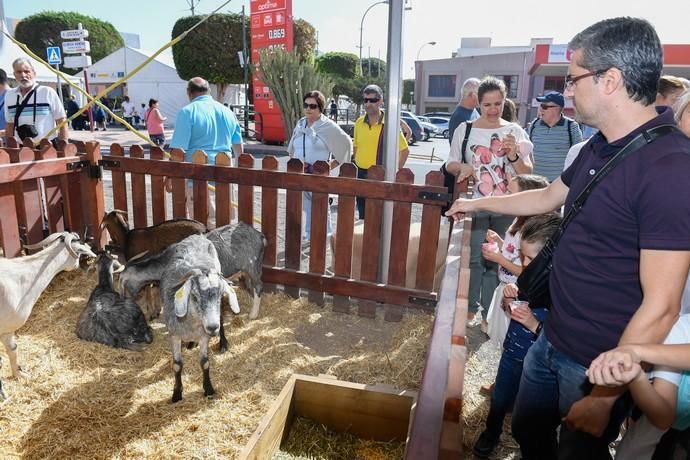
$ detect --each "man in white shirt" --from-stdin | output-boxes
[121,95,135,127]
[4,58,68,144]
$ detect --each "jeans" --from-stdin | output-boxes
[303,191,332,240]
[484,352,525,442]
[511,333,632,460]
[468,210,513,313]
[356,167,368,219]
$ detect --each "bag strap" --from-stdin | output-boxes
[552,124,678,245]
[567,119,573,147]
[461,121,473,164]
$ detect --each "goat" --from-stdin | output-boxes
[157,235,239,402]
[0,232,96,395]
[206,222,267,321]
[76,253,153,350]
[100,210,206,261]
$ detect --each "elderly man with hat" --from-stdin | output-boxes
[528,91,583,181]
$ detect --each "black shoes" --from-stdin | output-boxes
[472,431,499,458]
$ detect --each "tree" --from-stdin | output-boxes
[361,57,386,78]
[257,49,333,138]
[402,79,415,105]
[315,52,359,79]
[293,18,317,62]
[14,11,123,72]
[172,13,248,101]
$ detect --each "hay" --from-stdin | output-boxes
[0,267,433,459]
[273,416,405,460]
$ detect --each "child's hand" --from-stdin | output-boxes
[586,346,643,386]
[511,305,539,332]
[485,229,503,247]
[481,246,502,263]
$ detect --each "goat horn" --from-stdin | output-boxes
[114,209,129,218]
[23,232,65,250]
[63,232,80,259]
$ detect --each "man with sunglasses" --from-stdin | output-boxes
[352,84,409,219]
[528,91,583,181]
[446,17,690,459]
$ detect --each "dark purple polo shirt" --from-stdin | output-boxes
[545,107,690,366]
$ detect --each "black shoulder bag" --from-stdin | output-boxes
[441,121,473,213]
[517,124,678,307]
[13,87,39,140]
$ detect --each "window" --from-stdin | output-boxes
[428,75,456,98]
[496,75,519,99]
[543,76,565,93]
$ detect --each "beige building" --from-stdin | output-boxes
[414,37,551,126]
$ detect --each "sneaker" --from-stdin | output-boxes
[467,309,484,328]
[479,382,495,397]
[472,431,499,459]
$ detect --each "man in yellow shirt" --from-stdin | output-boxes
[353,84,409,219]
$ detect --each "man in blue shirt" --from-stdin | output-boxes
[170,77,244,226]
[447,77,480,144]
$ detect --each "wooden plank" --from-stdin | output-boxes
[359,166,384,318]
[97,155,448,205]
[191,150,209,226]
[170,149,187,219]
[307,160,330,306]
[10,147,43,245]
[387,168,414,287]
[293,375,415,442]
[415,170,444,291]
[149,146,167,224]
[283,159,303,298]
[0,150,21,257]
[36,145,64,234]
[80,142,106,249]
[332,164,356,314]
[262,267,436,310]
[109,143,128,214]
[214,153,232,227]
[239,375,296,460]
[237,153,254,226]
[261,156,278,266]
[130,145,148,229]
[57,144,79,231]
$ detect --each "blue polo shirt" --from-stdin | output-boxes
[170,95,242,163]
[447,105,479,145]
[546,107,690,365]
[530,115,583,181]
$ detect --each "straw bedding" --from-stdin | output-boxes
[0,266,432,459]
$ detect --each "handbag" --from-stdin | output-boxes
[517,124,678,307]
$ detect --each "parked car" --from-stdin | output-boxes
[401,116,423,144]
[417,116,440,141]
[425,116,451,138]
[422,111,453,118]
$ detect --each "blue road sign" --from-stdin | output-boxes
[47,46,62,65]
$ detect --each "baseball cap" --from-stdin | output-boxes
[536,91,565,107]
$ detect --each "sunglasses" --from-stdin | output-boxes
[303,103,319,110]
[540,104,560,110]
[363,97,380,104]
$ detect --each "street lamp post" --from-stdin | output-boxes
[359,0,388,75]
[416,41,437,61]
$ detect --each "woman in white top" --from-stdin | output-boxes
[444,76,534,325]
[287,90,352,241]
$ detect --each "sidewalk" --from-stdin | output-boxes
[68,126,288,157]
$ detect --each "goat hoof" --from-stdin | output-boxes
[13,368,30,380]
[172,391,183,403]
[204,386,215,398]
[218,342,228,354]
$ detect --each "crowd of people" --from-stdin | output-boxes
[444,16,690,460]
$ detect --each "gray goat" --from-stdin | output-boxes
[158,235,239,402]
[206,222,267,320]
[77,253,153,351]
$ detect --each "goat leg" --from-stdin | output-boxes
[1,334,27,379]
[0,378,6,401]
[249,291,261,320]
[218,309,228,353]
[171,340,183,403]
[199,336,215,397]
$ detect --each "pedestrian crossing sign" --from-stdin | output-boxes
[47,46,62,65]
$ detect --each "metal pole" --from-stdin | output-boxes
[241,4,249,137]
[359,1,388,76]
[379,0,405,284]
[55,63,63,102]
[77,23,94,132]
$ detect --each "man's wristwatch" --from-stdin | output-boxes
[535,321,544,335]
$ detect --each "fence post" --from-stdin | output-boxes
[0,149,21,257]
[81,142,105,249]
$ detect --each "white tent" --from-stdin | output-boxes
[85,46,189,127]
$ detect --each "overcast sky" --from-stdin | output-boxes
[6,0,690,78]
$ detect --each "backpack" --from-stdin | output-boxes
[441,121,473,214]
[529,116,574,147]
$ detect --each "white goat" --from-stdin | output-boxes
[0,232,96,389]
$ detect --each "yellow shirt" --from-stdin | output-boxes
[353,112,408,169]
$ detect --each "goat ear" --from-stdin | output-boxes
[222,279,241,314]
[174,279,193,317]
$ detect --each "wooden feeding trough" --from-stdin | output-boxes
[240,374,417,459]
